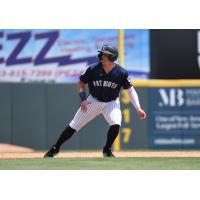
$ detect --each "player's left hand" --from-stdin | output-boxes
[80,100,91,112]
[136,108,146,119]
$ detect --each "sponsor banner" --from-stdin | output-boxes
[149,87,200,149]
[0,29,149,83]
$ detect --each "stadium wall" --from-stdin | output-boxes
[1,80,200,150]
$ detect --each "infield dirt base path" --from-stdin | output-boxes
[1,144,200,159]
[1,151,200,159]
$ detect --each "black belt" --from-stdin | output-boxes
[91,95,117,102]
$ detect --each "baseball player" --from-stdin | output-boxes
[44,44,146,158]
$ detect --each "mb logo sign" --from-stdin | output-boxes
[158,88,184,107]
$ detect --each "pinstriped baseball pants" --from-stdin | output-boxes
[69,95,122,131]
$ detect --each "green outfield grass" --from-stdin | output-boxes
[0,157,200,170]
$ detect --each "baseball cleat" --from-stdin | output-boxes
[44,145,59,158]
[103,148,115,157]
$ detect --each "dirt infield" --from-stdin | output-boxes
[0,143,33,153]
[1,144,200,159]
[1,151,200,159]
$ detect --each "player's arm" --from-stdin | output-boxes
[77,80,86,94]
[127,86,146,119]
[78,66,92,112]
[77,80,91,112]
[122,73,146,119]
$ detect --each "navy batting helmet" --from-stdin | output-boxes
[98,45,118,62]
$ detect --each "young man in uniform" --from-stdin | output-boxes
[44,44,146,158]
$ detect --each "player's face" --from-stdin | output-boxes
[101,53,111,65]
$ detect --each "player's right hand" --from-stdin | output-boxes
[80,100,91,112]
[136,108,146,119]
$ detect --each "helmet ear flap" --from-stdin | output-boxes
[108,54,117,62]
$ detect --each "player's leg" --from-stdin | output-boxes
[103,124,120,157]
[102,99,122,157]
[44,125,76,157]
[69,96,103,131]
[44,96,102,158]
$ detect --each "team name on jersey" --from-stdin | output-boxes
[93,80,118,89]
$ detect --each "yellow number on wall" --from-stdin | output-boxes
[121,90,130,104]
[122,128,132,143]
[122,108,130,123]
